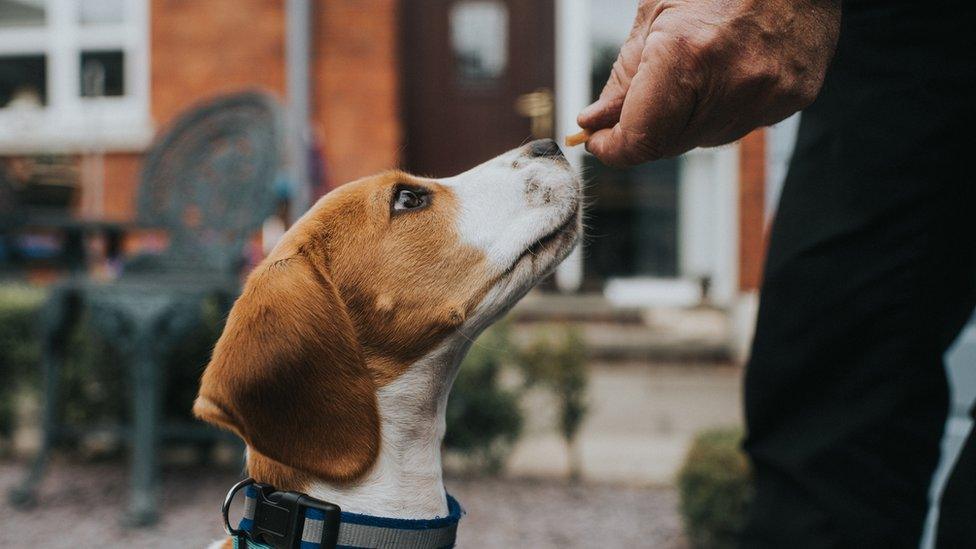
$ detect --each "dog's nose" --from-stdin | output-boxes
[527,138,564,159]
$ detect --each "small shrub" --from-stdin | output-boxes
[445,323,592,477]
[677,427,753,549]
[518,325,588,481]
[0,284,46,437]
[444,323,523,473]
[0,284,45,376]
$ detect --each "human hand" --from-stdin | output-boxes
[578,0,841,167]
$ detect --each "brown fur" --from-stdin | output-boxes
[195,171,491,490]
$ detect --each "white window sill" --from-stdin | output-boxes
[0,106,155,155]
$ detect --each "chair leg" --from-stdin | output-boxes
[7,342,63,508]
[125,334,160,527]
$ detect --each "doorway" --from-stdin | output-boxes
[401,0,555,177]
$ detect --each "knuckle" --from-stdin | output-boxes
[778,76,821,109]
[778,60,829,107]
[662,31,713,78]
[745,64,780,89]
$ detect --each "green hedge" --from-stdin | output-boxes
[0,284,223,446]
[677,427,753,549]
[518,325,588,480]
[445,322,589,476]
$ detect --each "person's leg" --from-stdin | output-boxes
[743,164,975,546]
[741,2,976,547]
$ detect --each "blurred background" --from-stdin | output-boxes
[0,1,972,548]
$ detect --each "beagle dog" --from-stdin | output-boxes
[195,139,580,547]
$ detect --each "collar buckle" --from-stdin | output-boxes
[224,477,341,549]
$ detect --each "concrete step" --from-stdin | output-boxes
[511,292,644,324]
[510,300,734,364]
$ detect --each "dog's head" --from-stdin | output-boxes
[194,139,580,483]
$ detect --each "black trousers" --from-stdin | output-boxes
[742,1,976,547]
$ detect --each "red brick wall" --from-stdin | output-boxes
[739,129,766,291]
[150,0,287,126]
[99,0,286,220]
[312,0,401,189]
[100,0,402,218]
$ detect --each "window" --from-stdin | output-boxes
[450,1,508,83]
[0,0,151,153]
[80,49,123,96]
[0,54,46,105]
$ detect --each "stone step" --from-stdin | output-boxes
[510,292,644,324]
[510,305,734,364]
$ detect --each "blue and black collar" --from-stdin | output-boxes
[224,478,463,549]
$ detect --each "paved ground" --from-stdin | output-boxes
[0,461,687,548]
[507,362,742,484]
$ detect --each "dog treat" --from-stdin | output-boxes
[564,130,591,147]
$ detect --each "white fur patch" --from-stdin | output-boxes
[441,145,580,271]
[306,342,465,518]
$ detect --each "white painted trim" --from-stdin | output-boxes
[678,145,740,307]
[604,277,703,308]
[0,0,153,153]
[0,28,48,53]
[0,109,153,153]
[553,0,589,293]
[764,113,801,220]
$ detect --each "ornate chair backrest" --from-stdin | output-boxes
[136,91,283,275]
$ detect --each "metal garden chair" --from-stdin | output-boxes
[7,90,284,525]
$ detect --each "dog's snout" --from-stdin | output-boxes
[527,138,564,159]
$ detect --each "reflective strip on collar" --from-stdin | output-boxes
[335,521,457,548]
[237,493,462,549]
[301,508,327,549]
[333,494,462,549]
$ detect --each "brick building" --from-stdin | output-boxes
[0,0,400,220]
[0,0,779,323]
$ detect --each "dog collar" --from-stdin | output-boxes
[224,478,463,549]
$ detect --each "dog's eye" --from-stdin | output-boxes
[393,188,429,212]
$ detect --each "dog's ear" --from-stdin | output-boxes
[194,253,379,482]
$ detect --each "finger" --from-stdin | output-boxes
[578,3,658,131]
[586,32,699,166]
[577,91,625,132]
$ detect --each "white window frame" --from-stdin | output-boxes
[0,0,152,153]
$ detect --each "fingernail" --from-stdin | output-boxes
[583,132,599,155]
[579,101,600,121]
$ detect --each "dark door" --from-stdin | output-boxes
[402,0,555,177]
